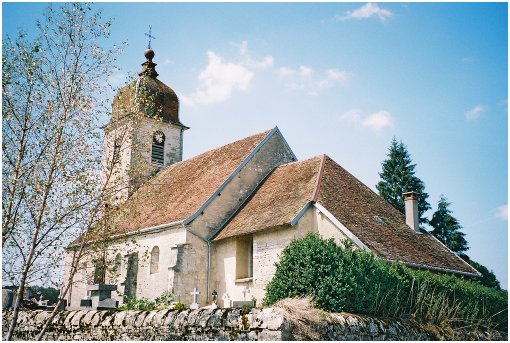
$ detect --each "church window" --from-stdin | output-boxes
[113,138,121,165]
[150,246,160,274]
[151,131,165,166]
[93,258,106,284]
[236,236,253,280]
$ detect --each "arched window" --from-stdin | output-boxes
[151,131,165,166]
[150,246,160,274]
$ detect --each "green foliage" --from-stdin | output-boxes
[173,301,187,311]
[31,286,59,305]
[376,138,431,224]
[459,254,501,290]
[468,260,501,290]
[154,290,174,306]
[264,233,507,329]
[118,291,175,311]
[118,297,156,311]
[430,195,468,252]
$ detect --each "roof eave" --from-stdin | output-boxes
[387,259,482,278]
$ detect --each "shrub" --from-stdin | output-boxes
[264,233,507,329]
[118,297,156,311]
[173,301,187,311]
[118,291,175,311]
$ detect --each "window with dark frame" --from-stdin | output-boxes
[151,131,165,166]
[112,139,121,165]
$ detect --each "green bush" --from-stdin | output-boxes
[118,297,156,311]
[264,233,507,329]
[118,291,175,311]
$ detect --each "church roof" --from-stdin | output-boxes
[108,129,272,235]
[214,156,322,240]
[215,154,479,277]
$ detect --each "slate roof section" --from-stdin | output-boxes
[316,156,478,276]
[108,129,272,235]
[214,156,322,240]
[215,154,478,276]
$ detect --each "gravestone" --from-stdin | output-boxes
[222,293,231,308]
[2,289,13,310]
[189,287,200,310]
[79,284,118,310]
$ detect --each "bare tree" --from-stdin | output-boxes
[2,3,125,340]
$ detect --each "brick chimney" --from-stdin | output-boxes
[403,191,420,232]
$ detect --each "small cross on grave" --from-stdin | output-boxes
[222,293,231,308]
[189,287,200,309]
[242,286,250,300]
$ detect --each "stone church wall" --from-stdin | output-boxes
[64,227,187,308]
[4,308,505,341]
[212,206,350,307]
[179,130,295,306]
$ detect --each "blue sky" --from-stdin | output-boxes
[3,2,508,288]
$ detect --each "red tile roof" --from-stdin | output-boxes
[316,156,478,276]
[214,156,322,240]
[108,129,272,235]
[215,154,479,276]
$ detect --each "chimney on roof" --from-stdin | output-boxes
[403,191,420,232]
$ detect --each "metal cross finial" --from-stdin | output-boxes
[144,25,156,49]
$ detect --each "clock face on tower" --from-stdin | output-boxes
[154,132,165,144]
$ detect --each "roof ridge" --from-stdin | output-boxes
[311,154,327,202]
[183,127,277,225]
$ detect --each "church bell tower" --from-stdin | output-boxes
[102,48,189,205]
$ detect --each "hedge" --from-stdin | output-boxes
[264,233,507,329]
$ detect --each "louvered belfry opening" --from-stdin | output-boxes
[151,131,165,166]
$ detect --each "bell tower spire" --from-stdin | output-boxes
[101,44,189,205]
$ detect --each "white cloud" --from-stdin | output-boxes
[495,205,508,221]
[181,51,253,106]
[337,3,393,22]
[162,58,173,65]
[461,56,474,64]
[277,65,348,94]
[465,104,486,121]
[233,40,274,69]
[108,73,126,87]
[341,108,362,122]
[277,67,295,77]
[340,108,394,133]
[183,41,273,107]
[362,110,394,132]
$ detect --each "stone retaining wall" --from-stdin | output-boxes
[3,308,506,341]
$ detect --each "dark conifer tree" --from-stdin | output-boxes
[376,138,431,224]
[430,195,469,253]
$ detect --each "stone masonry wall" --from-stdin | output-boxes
[3,308,506,341]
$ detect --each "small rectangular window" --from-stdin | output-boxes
[236,236,253,279]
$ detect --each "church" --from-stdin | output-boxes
[63,48,479,309]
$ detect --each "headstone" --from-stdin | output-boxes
[2,289,14,310]
[189,287,200,310]
[79,284,118,310]
[222,293,231,308]
[242,286,250,300]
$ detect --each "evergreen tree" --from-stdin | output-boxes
[459,253,501,290]
[430,195,469,253]
[376,138,431,224]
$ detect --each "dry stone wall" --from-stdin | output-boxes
[3,308,506,341]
